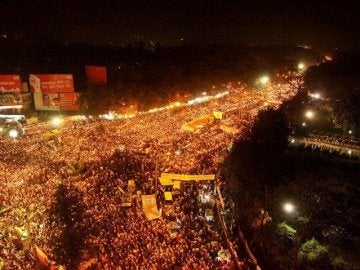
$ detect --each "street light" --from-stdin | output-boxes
[305,110,314,119]
[8,129,19,138]
[298,62,305,71]
[283,202,295,213]
[51,117,63,126]
[259,75,270,85]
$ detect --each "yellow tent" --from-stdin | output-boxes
[173,181,181,189]
[164,191,173,201]
[141,194,161,220]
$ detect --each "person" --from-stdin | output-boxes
[42,93,50,107]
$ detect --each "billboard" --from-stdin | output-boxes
[34,92,80,111]
[34,92,60,111]
[59,92,80,111]
[85,66,107,85]
[0,75,21,93]
[29,74,74,93]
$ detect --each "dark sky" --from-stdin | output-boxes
[1,0,359,53]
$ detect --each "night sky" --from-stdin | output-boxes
[1,0,359,53]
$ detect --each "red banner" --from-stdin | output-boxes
[59,92,80,111]
[85,66,107,85]
[0,75,21,93]
[29,74,74,93]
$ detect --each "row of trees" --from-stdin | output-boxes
[304,52,360,133]
[222,103,360,269]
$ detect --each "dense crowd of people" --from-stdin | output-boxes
[0,84,296,269]
[296,133,360,157]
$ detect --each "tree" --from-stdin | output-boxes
[221,108,290,234]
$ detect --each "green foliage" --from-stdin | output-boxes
[221,108,290,239]
[299,238,329,262]
[277,222,297,240]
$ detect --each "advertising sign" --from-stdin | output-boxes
[34,92,80,111]
[59,92,80,111]
[85,66,107,85]
[34,92,60,111]
[0,75,21,93]
[29,74,74,93]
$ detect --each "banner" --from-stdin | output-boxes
[141,194,161,220]
[85,66,107,85]
[159,176,174,186]
[34,92,60,111]
[161,173,215,181]
[34,92,80,111]
[0,75,21,93]
[29,74,74,93]
[59,92,80,111]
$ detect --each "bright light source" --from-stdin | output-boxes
[259,75,270,85]
[291,138,295,143]
[51,117,63,126]
[302,122,307,127]
[348,130,352,134]
[347,150,352,155]
[283,203,295,213]
[305,110,314,119]
[309,92,321,99]
[8,129,19,138]
[202,91,207,96]
[298,62,305,70]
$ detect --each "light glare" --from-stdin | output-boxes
[9,129,19,138]
[51,117,63,126]
[284,203,295,213]
[305,110,314,119]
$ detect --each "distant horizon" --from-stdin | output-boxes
[1,0,359,55]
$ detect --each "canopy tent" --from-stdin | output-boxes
[173,181,181,189]
[181,114,214,133]
[141,194,161,220]
[164,191,173,201]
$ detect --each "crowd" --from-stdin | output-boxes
[297,133,360,157]
[0,83,297,269]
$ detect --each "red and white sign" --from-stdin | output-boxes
[34,92,60,111]
[33,92,80,111]
[29,74,74,93]
[0,75,21,93]
[85,66,107,85]
[59,92,80,111]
